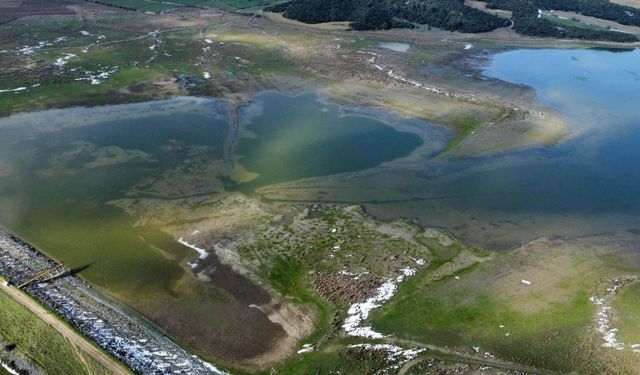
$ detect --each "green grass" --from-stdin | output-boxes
[371,264,595,373]
[0,287,112,375]
[542,14,607,31]
[267,256,309,303]
[613,282,640,344]
[271,343,393,375]
[92,0,179,12]
[90,0,281,12]
[202,0,282,11]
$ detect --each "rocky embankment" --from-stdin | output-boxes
[0,230,227,375]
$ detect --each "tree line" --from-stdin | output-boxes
[268,0,510,32]
[486,0,639,42]
[267,0,639,42]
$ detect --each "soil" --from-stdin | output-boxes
[0,0,80,24]
[313,273,385,305]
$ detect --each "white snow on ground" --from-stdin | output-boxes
[1,361,19,375]
[199,359,229,374]
[205,39,214,44]
[54,53,77,67]
[297,344,315,354]
[348,343,425,369]
[350,343,424,359]
[203,72,211,79]
[343,268,418,338]
[343,279,397,338]
[590,279,640,353]
[591,296,625,350]
[399,267,416,277]
[19,45,38,55]
[0,87,26,94]
[74,67,119,85]
[80,30,91,36]
[178,238,209,260]
[413,258,426,266]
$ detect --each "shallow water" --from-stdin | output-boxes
[253,48,640,248]
[234,92,426,189]
[0,92,435,293]
[0,97,230,296]
[366,48,640,247]
[378,42,411,53]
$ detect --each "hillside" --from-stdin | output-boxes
[268,0,511,32]
[269,0,639,42]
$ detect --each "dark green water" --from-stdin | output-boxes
[0,92,429,299]
[0,97,229,297]
[234,92,424,189]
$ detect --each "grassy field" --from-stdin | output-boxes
[90,0,281,12]
[613,282,640,345]
[370,235,640,374]
[542,14,608,31]
[0,286,112,375]
[91,0,179,13]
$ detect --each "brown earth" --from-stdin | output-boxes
[0,0,80,24]
[313,273,384,305]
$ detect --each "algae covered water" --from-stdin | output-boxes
[0,92,430,297]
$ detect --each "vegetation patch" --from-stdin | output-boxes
[0,287,111,375]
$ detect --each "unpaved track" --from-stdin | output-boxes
[0,280,130,375]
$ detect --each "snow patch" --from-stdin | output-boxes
[1,361,19,375]
[297,344,314,354]
[178,237,209,260]
[54,53,77,67]
[0,87,27,94]
[343,267,418,338]
[349,343,424,365]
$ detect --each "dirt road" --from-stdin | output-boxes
[0,279,131,375]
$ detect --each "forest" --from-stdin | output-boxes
[268,0,510,32]
[268,0,639,42]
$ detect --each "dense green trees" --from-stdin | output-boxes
[268,0,639,42]
[486,0,639,42]
[268,0,509,32]
[486,0,640,26]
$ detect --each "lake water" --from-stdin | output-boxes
[234,92,425,189]
[0,92,435,361]
[0,92,431,296]
[1,47,638,307]
[364,48,640,247]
